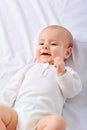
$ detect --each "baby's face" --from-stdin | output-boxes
[36,27,72,64]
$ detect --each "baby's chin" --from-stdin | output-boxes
[38,59,54,65]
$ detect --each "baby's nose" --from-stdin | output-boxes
[42,44,49,49]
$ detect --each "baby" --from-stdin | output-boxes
[0,25,82,130]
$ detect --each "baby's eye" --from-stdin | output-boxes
[39,43,44,45]
[50,43,59,46]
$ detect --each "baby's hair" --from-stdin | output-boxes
[42,25,73,48]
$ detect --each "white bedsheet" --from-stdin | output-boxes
[0,0,87,130]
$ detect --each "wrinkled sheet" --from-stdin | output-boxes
[0,0,87,130]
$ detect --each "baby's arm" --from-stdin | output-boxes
[0,64,33,107]
[54,57,82,98]
[0,71,23,107]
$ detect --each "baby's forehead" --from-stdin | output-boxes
[39,26,73,47]
[39,27,70,40]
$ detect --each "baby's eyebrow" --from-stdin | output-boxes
[50,41,56,43]
[39,38,44,41]
[50,41,59,44]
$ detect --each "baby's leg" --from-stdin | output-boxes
[0,105,18,130]
[36,115,66,130]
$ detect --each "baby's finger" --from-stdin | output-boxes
[54,57,64,67]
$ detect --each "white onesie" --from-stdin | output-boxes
[0,62,82,130]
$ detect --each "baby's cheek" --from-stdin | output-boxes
[53,50,60,57]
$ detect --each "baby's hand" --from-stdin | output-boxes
[54,57,66,76]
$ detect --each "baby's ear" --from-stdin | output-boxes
[65,47,72,59]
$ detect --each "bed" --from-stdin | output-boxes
[0,0,87,130]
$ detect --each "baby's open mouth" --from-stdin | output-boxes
[41,52,51,56]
